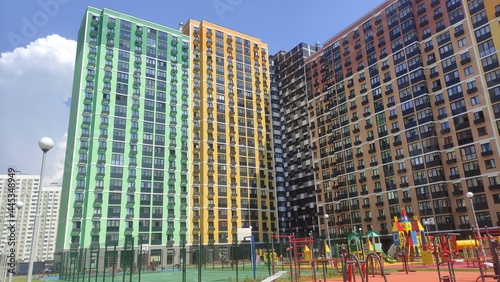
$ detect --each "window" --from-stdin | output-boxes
[439,43,453,56]
[438,107,447,116]
[464,66,474,76]
[460,145,477,161]
[481,142,492,153]
[482,54,499,71]
[475,25,491,40]
[485,70,500,88]
[436,20,445,30]
[434,7,442,17]
[457,38,467,48]
[471,10,487,28]
[449,8,464,24]
[441,121,449,131]
[485,159,496,169]
[478,40,496,58]
[470,96,480,105]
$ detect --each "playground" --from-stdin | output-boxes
[20,266,493,282]
[23,211,500,282]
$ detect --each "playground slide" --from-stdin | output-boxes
[380,250,395,264]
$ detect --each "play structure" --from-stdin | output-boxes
[390,209,426,272]
[266,233,389,282]
[424,229,500,282]
[413,219,500,282]
[366,231,394,264]
[258,248,279,266]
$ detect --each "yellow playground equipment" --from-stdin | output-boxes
[258,248,280,265]
[366,231,394,264]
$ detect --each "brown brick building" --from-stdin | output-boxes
[302,0,500,247]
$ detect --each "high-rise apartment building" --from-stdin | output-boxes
[181,20,276,244]
[56,7,277,267]
[0,174,61,262]
[270,43,318,235]
[38,185,62,261]
[305,0,500,247]
[56,7,191,262]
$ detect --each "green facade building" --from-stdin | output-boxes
[56,7,191,264]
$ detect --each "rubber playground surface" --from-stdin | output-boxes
[319,262,494,282]
[324,269,483,282]
[39,264,494,282]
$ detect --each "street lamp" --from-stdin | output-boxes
[466,192,488,265]
[324,214,333,259]
[423,219,429,245]
[27,137,53,282]
[359,227,364,260]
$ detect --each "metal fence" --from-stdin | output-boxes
[53,235,346,282]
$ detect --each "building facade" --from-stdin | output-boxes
[0,174,61,262]
[270,43,318,235]
[305,0,500,246]
[56,0,500,264]
[56,7,277,268]
[56,7,191,263]
[182,20,276,245]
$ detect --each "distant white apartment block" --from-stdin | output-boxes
[0,174,61,262]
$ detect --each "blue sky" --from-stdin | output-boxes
[0,0,384,182]
[0,0,385,54]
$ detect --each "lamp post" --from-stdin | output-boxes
[27,137,53,282]
[466,192,488,265]
[324,214,333,259]
[423,219,429,245]
[359,227,364,260]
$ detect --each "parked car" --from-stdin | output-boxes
[44,267,54,274]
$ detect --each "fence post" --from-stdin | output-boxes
[242,244,245,270]
[267,240,271,276]
[198,237,202,282]
[122,239,127,282]
[94,245,100,282]
[88,247,93,282]
[181,239,186,282]
[129,237,134,282]
[235,241,239,282]
[60,252,65,280]
[82,248,87,281]
[102,243,107,282]
[112,242,117,282]
[71,251,77,282]
[138,242,142,282]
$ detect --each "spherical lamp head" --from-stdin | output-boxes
[16,201,24,209]
[325,214,329,219]
[39,137,54,152]
[466,192,474,199]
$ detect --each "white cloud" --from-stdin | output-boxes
[0,34,76,184]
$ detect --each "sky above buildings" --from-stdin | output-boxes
[0,0,384,183]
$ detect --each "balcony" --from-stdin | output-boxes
[459,223,471,229]
[481,150,493,156]
[489,184,500,191]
